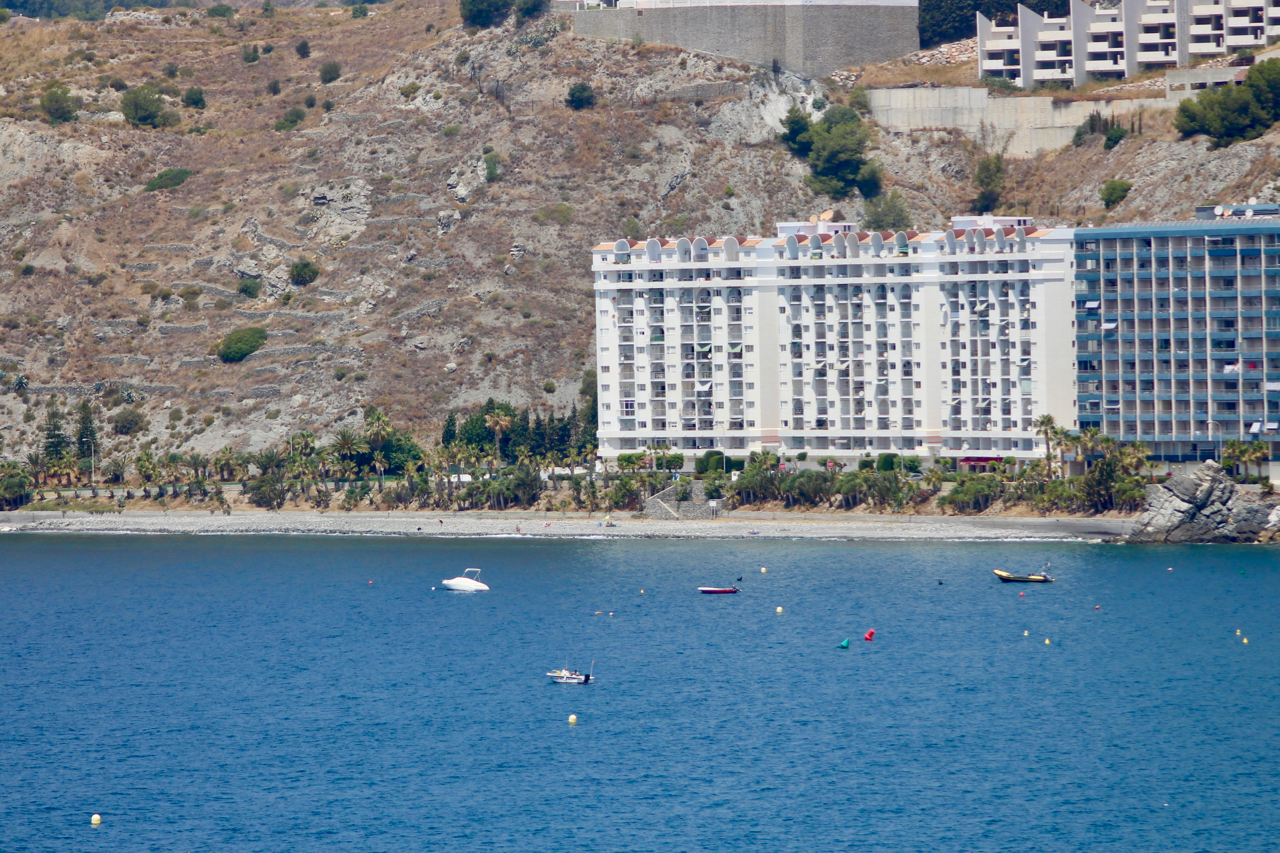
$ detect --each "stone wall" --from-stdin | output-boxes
[570,3,919,79]
[867,87,1172,157]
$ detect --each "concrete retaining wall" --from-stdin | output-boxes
[570,3,919,79]
[867,87,1172,157]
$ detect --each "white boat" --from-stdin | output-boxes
[440,568,489,592]
[547,662,593,685]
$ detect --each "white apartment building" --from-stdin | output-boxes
[591,216,1079,468]
[978,0,1280,89]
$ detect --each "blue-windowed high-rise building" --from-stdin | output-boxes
[1073,213,1280,465]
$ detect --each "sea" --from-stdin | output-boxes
[0,534,1276,852]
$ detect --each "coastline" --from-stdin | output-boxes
[0,510,1133,541]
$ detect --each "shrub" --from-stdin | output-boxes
[289,258,321,285]
[979,73,1019,93]
[217,327,268,362]
[319,61,341,84]
[242,44,260,64]
[1103,126,1128,149]
[122,85,179,128]
[295,39,310,59]
[0,9,10,23]
[322,99,334,111]
[542,380,556,393]
[237,277,261,298]
[533,202,574,226]
[515,0,546,20]
[109,407,147,436]
[108,76,129,91]
[1175,57,1280,147]
[781,105,880,200]
[261,0,276,17]
[304,93,316,108]
[400,82,421,100]
[484,150,500,182]
[1100,179,1132,209]
[143,168,193,192]
[40,83,79,125]
[181,86,206,109]
[862,190,912,231]
[460,0,511,28]
[274,107,306,131]
[566,82,596,110]
[973,153,1005,213]
[163,61,179,78]
[266,79,281,95]
[351,3,367,17]
[20,264,35,276]
[441,124,461,136]
[207,3,235,17]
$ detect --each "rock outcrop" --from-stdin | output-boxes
[1127,461,1280,543]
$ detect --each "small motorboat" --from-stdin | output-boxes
[547,662,593,685]
[994,566,1054,583]
[441,568,489,592]
[698,586,740,594]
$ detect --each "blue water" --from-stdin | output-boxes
[1,535,1277,852]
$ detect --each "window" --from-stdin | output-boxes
[601,366,610,373]
[601,384,610,391]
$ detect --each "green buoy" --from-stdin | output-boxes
[839,639,850,649]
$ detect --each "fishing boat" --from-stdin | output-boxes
[993,565,1054,583]
[698,586,740,594]
[441,568,489,592]
[547,662,593,684]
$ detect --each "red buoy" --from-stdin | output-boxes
[864,629,875,642]
[1019,592,1025,597]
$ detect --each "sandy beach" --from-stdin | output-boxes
[0,509,1132,541]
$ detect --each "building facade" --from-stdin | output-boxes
[591,216,1079,467]
[1074,213,1280,462]
[978,0,1279,89]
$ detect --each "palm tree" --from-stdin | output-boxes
[1033,415,1058,477]
[1120,441,1150,477]
[186,452,210,481]
[1077,426,1101,472]
[1222,438,1246,477]
[1053,428,1075,478]
[484,411,513,466]
[331,427,369,463]
[214,446,237,482]
[103,457,129,485]
[365,412,392,451]
[24,451,47,486]
[1242,441,1270,483]
[254,448,285,477]
[135,449,159,492]
[371,450,388,490]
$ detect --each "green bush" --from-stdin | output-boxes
[781,105,880,199]
[40,83,79,125]
[441,124,461,136]
[533,202,574,226]
[351,3,367,17]
[1175,57,1280,147]
[109,407,147,436]
[542,380,555,393]
[108,77,128,91]
[289,257,321,286]
[319,60,341,84]
[304,93,316,108]
[163,61,179,78]
[242,44,260,64]
[0,9,11,23]
[217,327,268,362]
[181,86,205,109]
[1103,126,1128,149]
[207,3,235,17]
[143,168,193,192]
[1100,179,1132,209]
[484,150,500,182]
[862,190,912,231]
[566,82,596,110]
[274,106,306,131]
[296,40,310,59]
[460,0,511,27]
[514,0,547,21]
[266,79,281,95]
[121,85,179,128]
[973,153,1005,213]
[237,278,262,298]
[322,99,334,111]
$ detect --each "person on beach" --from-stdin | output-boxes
[516,525,521,534]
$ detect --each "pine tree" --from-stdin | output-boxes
[42,403,70,460]
[75,399,100,460]
[441,412,457,446]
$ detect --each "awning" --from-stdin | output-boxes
[1267,422,1279,430]
[727,342,743,352]
[1224,364,1239,373]
[695,343,711,352]
[1102,321,1118,330]
[1251,421,1263,434]
[1084,300,1100,308]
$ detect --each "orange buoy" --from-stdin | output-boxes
[1095,605,1100,610]
[864,629,875,642]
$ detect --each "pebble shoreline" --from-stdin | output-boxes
[0,511,1130,541]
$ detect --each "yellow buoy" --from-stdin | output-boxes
[776,606,783,614]
[761,567,767,573]
[1044,638,1050,645]
[1237,629,1241,635]
[1024,630,1029,636]
[568,714,578,725]
[91,814,101,826]
[640,589,644,594]
[1243,638,1249,644]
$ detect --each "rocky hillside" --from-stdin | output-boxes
[1,3,1278,466]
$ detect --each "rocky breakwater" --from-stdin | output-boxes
[1127,461,1280,543]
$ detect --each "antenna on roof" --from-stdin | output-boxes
[1246,208,1255,218]
[1249,197,1258,205]
[1214,205,1224,217]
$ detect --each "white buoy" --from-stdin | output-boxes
[1167,567,1173,572]
[776,606,783,614]
[1024,630,1029,636]
[91,814,101,826]
[1237,629,1241,635]
[761,567,767,573]
[568,714,578,725]
[640,589,644,594]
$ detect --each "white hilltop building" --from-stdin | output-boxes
[978,0,1280,89]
